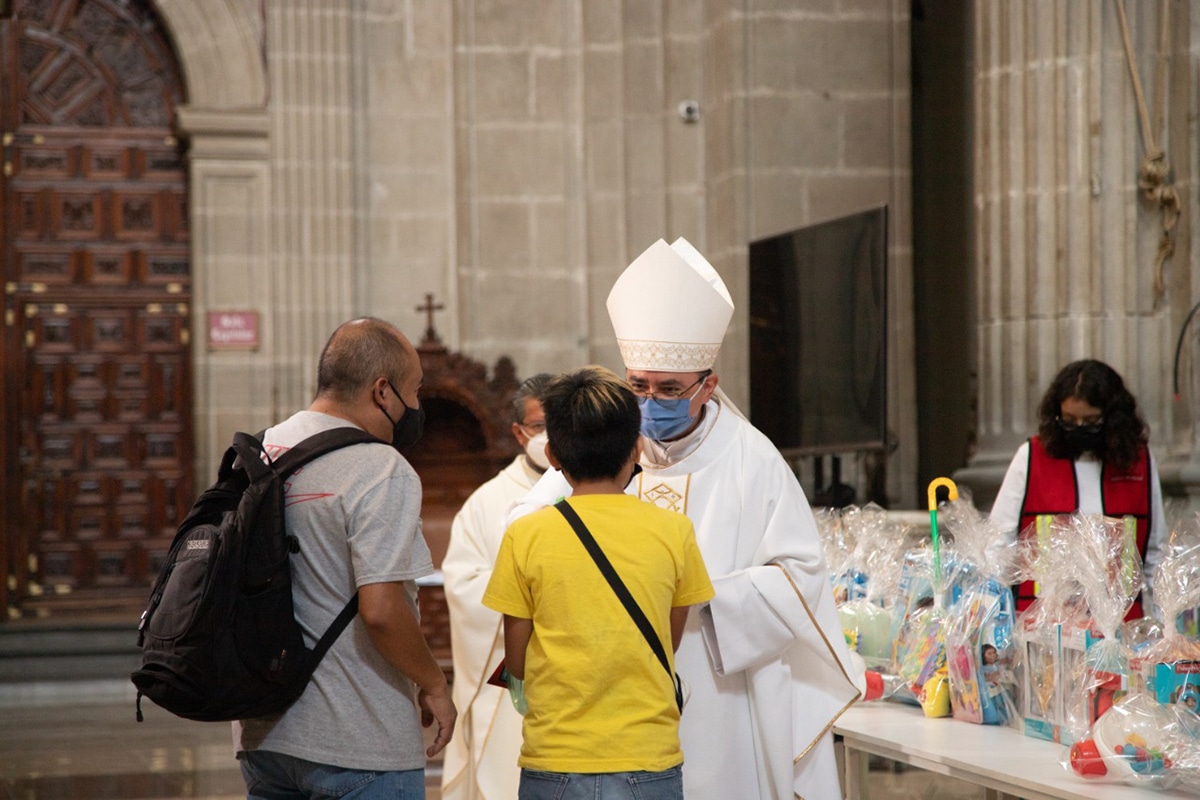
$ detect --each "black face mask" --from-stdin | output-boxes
[1059,424,1104,456]
[383,381,425,450]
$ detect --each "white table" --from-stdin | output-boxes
[835,701,1194,800]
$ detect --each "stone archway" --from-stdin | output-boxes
[153,0,266,111]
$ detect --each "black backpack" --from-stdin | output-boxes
[131,426,381,722]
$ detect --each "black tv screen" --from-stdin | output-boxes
[749,207,888,454]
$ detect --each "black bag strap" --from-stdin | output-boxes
[233,426,382,481]
[554,499,682,711]
[309,592,360,667]
[233,426,381,665]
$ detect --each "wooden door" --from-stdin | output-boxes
[1,0,191,619]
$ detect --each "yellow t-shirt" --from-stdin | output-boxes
[482,493,714,773]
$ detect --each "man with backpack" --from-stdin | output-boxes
[233,317,456,799]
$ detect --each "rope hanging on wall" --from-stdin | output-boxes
[1115,0,1180,304]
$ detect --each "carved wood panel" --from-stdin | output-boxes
[1,0,191,619]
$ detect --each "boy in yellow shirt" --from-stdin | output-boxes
[483,365,714,800]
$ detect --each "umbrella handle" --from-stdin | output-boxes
[926,476,959,510]
[925,477,959,603]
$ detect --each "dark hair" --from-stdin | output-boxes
[542,365,640,481]
[315,317,411,401]
[1036,359,1147,470]
[512,373,553,424]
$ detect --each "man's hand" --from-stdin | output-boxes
[418,684,457,758]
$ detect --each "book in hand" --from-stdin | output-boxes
[487,660,510,688]
[487,659,527,714]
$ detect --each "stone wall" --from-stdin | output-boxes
[164,0,916,505]
[958,1,1200,514]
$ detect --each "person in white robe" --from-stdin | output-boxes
[441,373,553,800]
[507,238,865,800]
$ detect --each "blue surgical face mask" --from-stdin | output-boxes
[637,379,706,441]
[638,396,694,440]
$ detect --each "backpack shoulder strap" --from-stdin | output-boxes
[232,427,382,481]
[273,427,382,477]
[228,426,379,672]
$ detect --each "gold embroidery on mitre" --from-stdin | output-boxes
[637,475,690,515]
[767,562,862,766]
[617,339,721,372]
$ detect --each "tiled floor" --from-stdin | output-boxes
[0,681,987,799]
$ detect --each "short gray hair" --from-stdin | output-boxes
[315,317,410,401]
[512,373,553,424]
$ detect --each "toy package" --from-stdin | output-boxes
[898,600,948,710]
[1014,515,1093,744]
[1063,514,1144,745]
[946,578,1016,725]
[1066,692,1200,789]
[835,504,906,669]
[1139,541,1200,715]
[1122,615,1164,696]
[1022,620,1101,745]
[890,548,946,710]
[891,479,981,717]
[937,496,1019,726]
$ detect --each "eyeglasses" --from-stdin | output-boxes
[519,421,546,435]
[1056,416,1103,433]
[628,371,710,401]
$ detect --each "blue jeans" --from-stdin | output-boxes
[239,749,425,799]
[518,765,683,800]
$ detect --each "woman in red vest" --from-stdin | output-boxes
[990,359,1164,619]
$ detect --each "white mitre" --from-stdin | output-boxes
[606,237,735,372]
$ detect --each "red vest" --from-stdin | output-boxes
[1017,436,1151,619]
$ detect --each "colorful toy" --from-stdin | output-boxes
[946,579,1015,726]
[1069,694,1175,781]
[919,665,951,718]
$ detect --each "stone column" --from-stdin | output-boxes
[959,1,1183,508]
[158,0,271,476]
[267,0,359,412]
[176,108,271,473]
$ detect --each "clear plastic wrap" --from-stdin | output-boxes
[1122,615,1165,696]
[1062,515,1144,744]
[815,506,855,604]
[938,497,1020,726]
[1012,514,1092,743]
[888,481,970,717]
[945,577,1018,726]
[1066,692,1200,790]
[1139,541,1200,713]
[836,503,906,669]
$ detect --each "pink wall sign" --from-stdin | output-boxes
[207,310,260,350]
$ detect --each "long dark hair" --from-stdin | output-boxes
[1036,359,1147,470]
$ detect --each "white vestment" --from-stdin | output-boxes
[442,455,541,800]
[509,400,864,800]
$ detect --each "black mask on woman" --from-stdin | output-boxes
[382,381,425,450]
[1060,424,1104,457]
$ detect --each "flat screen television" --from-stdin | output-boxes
[748,206,888,454]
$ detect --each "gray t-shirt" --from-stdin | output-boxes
[233,410,434,771]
